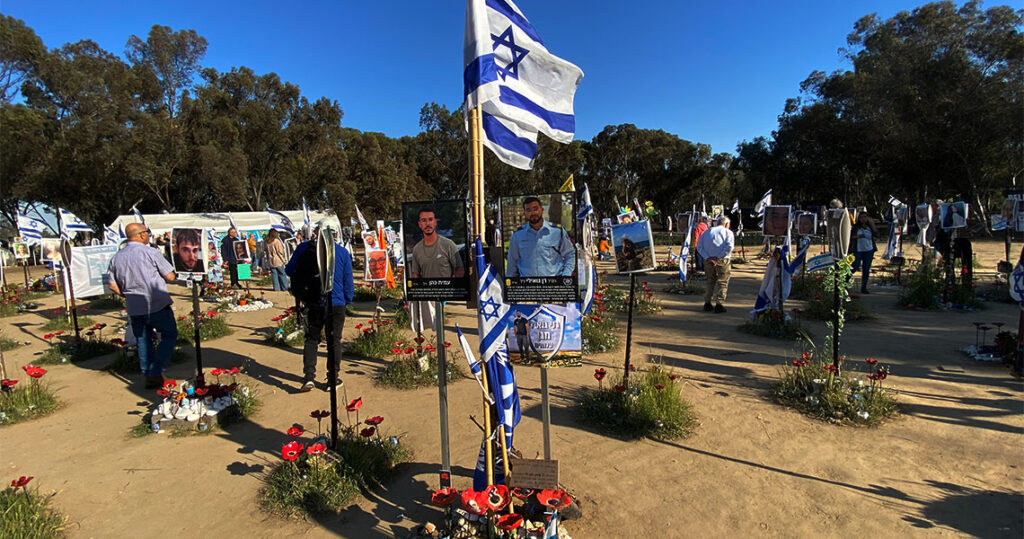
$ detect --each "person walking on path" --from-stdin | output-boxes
[220,227,241,288]
[693,215,709,270]
[106,223,178,388]
[850,212,877,293]
[697,216,735,313]
[264,229,290,291]
[286,217,354,392]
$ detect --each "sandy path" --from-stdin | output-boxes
[1,240,1021,538]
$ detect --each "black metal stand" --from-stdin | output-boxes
[191,281,205,387]
[434,301,451,488]
[65,268,81,342]
[832,262,841,373]
[325,300,339,448]
[622,274,637,387]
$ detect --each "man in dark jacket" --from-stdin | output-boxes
[286,217,355,392]
[220,227,240,288]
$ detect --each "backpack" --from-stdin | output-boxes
[289,243,323,306]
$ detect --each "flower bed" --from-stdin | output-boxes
[773,352,898,425]
[37,324,120,364]
[264,308,304,347]
[259,399,410,516]
[138,368,260,436]
[577,362,695,439]
[0,286,42,317]
[176,310,233,344]
[897,258,981,310]
[1,365,59,425]
[790,274,874,322]
[597,282,662,315]
[346,319,407,359]
[1,476,67,538]
[739,309,811,341]
[40,312,95,331]
[581,313,618,353]
[375,339,465,389]
[424,485,578,538]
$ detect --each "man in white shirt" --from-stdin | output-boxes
[696,216,735,313]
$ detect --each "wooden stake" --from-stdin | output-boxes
[469,106,493,487]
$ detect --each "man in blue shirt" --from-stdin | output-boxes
[106,223,178,388]
[696,216,735,313]
[506,197,575,277]
[286,217,355,392]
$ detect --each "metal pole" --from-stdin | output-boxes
[191,281,205,386]
[832,262,840,372]
[622,274,637,386]
[325,300,339,448]
[541,365,551,459]
[434,301,451,488]
[67,268,80,341]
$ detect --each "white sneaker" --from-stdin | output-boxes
[300,381,315,392]
[324,378,343,391]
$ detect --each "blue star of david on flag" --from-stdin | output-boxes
[491,26,529,81]
[479,296,502,322]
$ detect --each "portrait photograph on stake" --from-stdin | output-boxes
[401,199,468,301]
[610,220,656,274]
[499,192,577,304]
[233,239,251,263]
[763,205,791,237]
[171,227,206,275]
[940,201,969,229]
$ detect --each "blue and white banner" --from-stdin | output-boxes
[474,238,520,452]
[456,324,494,404]
[754,189,772,217]
[58,208,91,239]
[679,210,694,282]
[464,0,584,169]
[18,213,45,245]
[805,253,834,273]
[267,207,295,233]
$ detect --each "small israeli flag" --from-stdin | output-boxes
[18,213,45,245]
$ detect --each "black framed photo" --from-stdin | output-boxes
[401,199,469,301]
[499,193,577,304]
[171,228,207,277]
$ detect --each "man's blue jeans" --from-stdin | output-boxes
[130,306,178,377]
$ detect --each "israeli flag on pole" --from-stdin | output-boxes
[59,208,91,239]
[543,511,559,539]
[104,225,120,245]
[267,206,295,234]
[679,211,694,282]
[753,189,772,217]
[131,205,146,225]
[228,214,238,231]
[17,213,45,245]
[354,205,369,231]
[301,197,312,232]
[464,0,584,169]
[474,238,520,453]
[456,324,495,404]
[577,183,593,221]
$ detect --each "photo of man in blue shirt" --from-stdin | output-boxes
[506,196,575,277]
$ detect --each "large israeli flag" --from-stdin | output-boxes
[18,213,45,245]
[104,225,120,245]
[754,189,773,217]
[59,208,91,239]
[131,205,146,225]
[464,0,584,169]
[474,238,520,452]
[267,207,295,234]
[679,209,694,282]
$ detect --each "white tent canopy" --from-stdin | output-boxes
[109,210,327,236]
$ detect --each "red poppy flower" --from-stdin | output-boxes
[91,323,102,330]
[228,367,240,375]
[483,484,511,511]
[865,357,878,366]
[360,426,376,437]
[271,316,284,322]
[414,336,425,344]
[281,441,305,461]
[460,489,487,515]
[824,364,837,373]
[668,374,679,381]
[425,345,436,352]
[594,368,607,381]
[178,316,186,321]
[430,487,460,506]
[404,347,415,354]
[792,360,803,367]
[496,513,524,531]
[156,388,170,397]
[286,426,305,437]
[537,489,572,509]
[390,348,402,354]
[444,342,452,348]
[346,397,363,412]
[2,379,19,388]
[614,384,626,392]
[43,333,54,341]
[628,364,636,372]
[511,486,533,499]
[206,311,218,317]
[226,383,238,392]
[54,331,64,336]
[654,384,665,390]
[194,387,208,396]
[364,416,384,426]
[211,368,224,376]
[10,476,33,488]
[307,443,327,455]
[310,410,331,419]
[163,380,177,389]
[362,328,371,333]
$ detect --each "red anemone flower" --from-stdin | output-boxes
[228,367,240,375]
[354,324,363,329]
[211,368,224,376]
[286,426,305,437]
[306,443,327,456]
[594,368,607,382]
[360,426,376,438]
[444,342,452,348]
[156,389,170,397]
[206,311,218,317]
[194,387,208,396]
[362,328,372,333]
[1,379,18,388]
[163,380,177,389]
[460,489,487,515]
[865,357,878,366]
[54,331,63,336]
[668,374,680,381]
[430,487,460,506]
[511,486,534,499]
[43,333,54,341]
[425,345,436,352]
[281,441,305,461]
[628,364,636,372]
[824,364,837,373]
[271,316,284,322]
[483,484,511,511]
[27,367,46,379]
[404,347,415,354]
[178,316,186,321]
[614,384,626,392]
[390,348,402,354]
[537,489,572,510]
[496,513,524,531]
[10,476,33,488]
[310,410,331,419]
[364,416,384,426]
[346,397,363,412]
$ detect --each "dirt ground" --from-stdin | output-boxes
[1,239,1021,538]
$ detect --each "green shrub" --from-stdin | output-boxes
[773,352,898,426]
[0,333,18,352]
[597,282,662,315]
[897,257,981,310]
[0,480,67,538]
[37,337,119,365]
[374,348,465,389]
[346,321,406,359]
[582,313,619,353]
[577,362,696,439]
[176,311,233,344]
[259,455,360,516]
[792,274,874,321]
[264,311,305,347]
[41,315,94,331]
[0,378,60,425]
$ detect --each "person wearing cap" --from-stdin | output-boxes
[285,217,355,392]
[697,216,735,313]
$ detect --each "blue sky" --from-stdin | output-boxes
[5,0,936,155]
